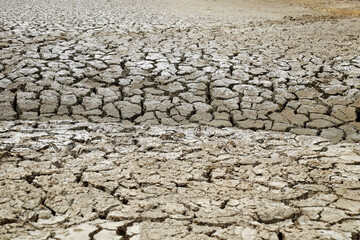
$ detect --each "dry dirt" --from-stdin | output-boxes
[162,0,360,19]
[1,0,360,239]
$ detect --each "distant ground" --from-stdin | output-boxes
[161,0,360,19]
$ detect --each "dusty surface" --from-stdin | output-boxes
[1,121,360,240]
[162,0,360,19]
[1,0,360,239]
[160,0,308,19]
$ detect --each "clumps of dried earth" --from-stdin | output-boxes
[1,121,360,240]
[1,0,360,143]
[1,0,360,239]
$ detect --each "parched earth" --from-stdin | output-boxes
[1,121,360,240]
[1,0,360,143]
[1,0,360,239]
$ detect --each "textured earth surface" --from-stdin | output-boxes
[1,121,360,240]
[1,0,360,239]
[1,0,360,143]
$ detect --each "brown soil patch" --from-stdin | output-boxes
[284,0,360,17]
[162,0,360,20]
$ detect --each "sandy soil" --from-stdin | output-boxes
[160,0,360,18]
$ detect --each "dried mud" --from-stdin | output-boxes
[0,0,360,239]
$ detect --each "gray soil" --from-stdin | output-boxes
[0,0,360,239]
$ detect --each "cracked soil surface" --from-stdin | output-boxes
[1,0,360,239]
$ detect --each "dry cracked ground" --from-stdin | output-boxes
[1,0,360,239]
